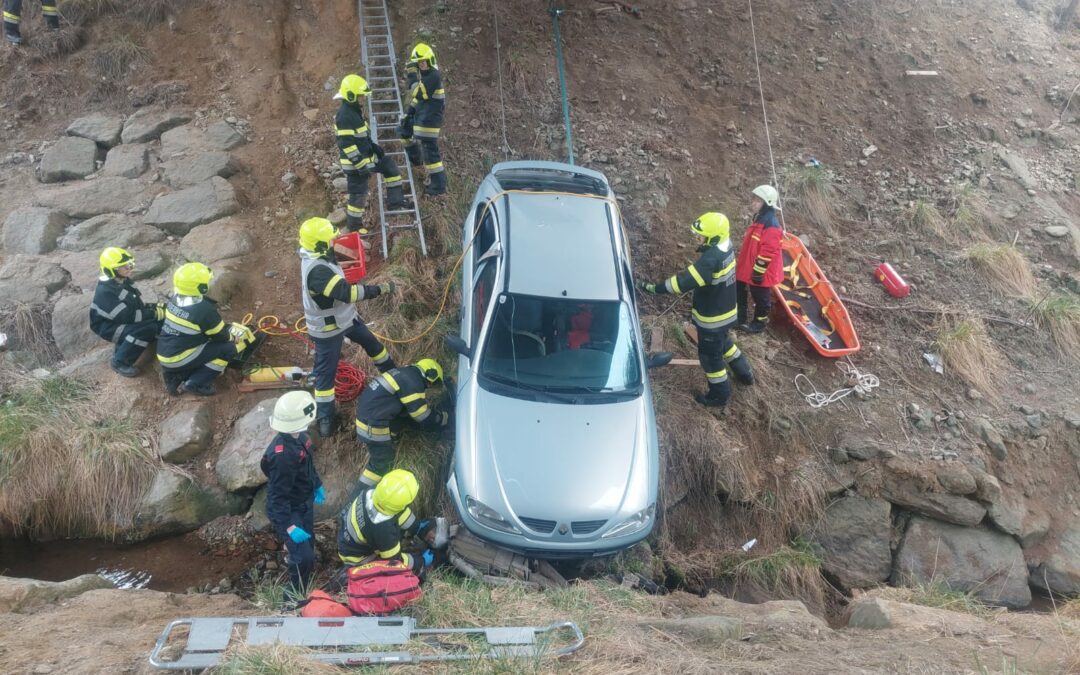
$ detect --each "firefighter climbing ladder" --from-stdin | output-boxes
[358,0,427,258]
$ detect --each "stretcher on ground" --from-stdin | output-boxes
[772,232,860,358]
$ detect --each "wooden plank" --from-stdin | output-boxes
[682,322,699,345]
[670,358,699,366]
[649,325,664,353]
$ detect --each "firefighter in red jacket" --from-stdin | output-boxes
[736,185,784,333]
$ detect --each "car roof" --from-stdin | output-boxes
[504,191,620,301]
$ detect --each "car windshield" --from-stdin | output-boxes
[478,294,642,394]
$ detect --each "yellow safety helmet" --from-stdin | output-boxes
[415,358,443,385]
[173,262,213,296]
[409,43,437,67]
[690,212,730,242]
[298,217,338,253]
[333,74,371,103]
[372,469,419,515]
[99,246,134,278]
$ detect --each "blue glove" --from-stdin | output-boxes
[287,526,312,544]
[422,549,434,567]
[314,486,326,505]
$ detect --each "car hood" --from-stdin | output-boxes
[465,387,652,525]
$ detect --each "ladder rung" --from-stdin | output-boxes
[384,209,415,216]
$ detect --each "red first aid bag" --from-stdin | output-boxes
[298,590,352,618]
[346,559,422,616]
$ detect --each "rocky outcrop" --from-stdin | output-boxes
[66,113,125,148]
[35,177,146,219]
[2,207,67,254]
[215,399,275,492]
[128,468,245,540]
[893,516,1031,608]
[144,177,238,235]
[935,464,977,496]
[1029,525,1080,596]
[970,417,1008,460]
[846,596,987,634]
[120,108,191,144]
[39,137,99,183]
[805,496,892,590]
[158,404,213,463]
[102,143,150,178]
[880,475,986,527]
[162,150,236,187]
[986,488,1050,548]
[0,256,68,305]
[51,292,99,359]
[57,213,165,252]
[178,219,253,264]
[205,262,242,304]
[160,121,245,157]
[0,575,114,613]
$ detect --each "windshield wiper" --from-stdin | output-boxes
[482,373,581,404]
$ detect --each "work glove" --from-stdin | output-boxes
[378,280,396,296]
[154,302,166,321]
[752,257,768,286]
[287,526,312,544]
[396,114,414,139]
[313,486,326,505]
[637,279,657,294]
[228,322,255,344]
[421,549,434,567]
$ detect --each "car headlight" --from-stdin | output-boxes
[602,503,655,539]
[466,496,520,534]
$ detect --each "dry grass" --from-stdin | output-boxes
[126,0,188,24]
[874,581,997,619]
[1030,293,1080,359]
[210,644,340,675]
[784,164,838,236]
[0,372,158,538]
[29,25,85,61]
[908,198,947,238]
[0,303,62,364]
[932,318,1007,399]
[948,183,988,235]
[966,243,1036,298]
[90,34,148,81]
[58,0,122,25]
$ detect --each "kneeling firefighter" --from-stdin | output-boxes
[90,247,165,378]
[156,262,264,396]
[638,212,754,407]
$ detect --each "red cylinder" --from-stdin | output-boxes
[875,262,910,298]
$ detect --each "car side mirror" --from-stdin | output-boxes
[445,335,472,360]
[647,352,673,369]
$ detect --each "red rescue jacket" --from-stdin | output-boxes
[736,206,784,287]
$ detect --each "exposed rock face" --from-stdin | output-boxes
[143,177,238,235]
[35,177,146,219]
[0,256,68,305]
[102,143,150,178]
[178,219,253,264]
[1029,525,1080,596]
[2,207,67,254]
[893,516,1031,609]
[880,477,986,527]
[57,213,165,252]
[935,465,977,496]
[0,575,114,613]
[66,113,125,148]
[846,596,987,634]
[215,399,276,492]
[205,121,247,150]
[205,262,242,304]
[161,150,237,187]
[39,137,99,183]
[805,496,892,590]
[50,292,99,359]
[986,488,1050,548]
[158,404,213,463]
[970,417,1008,460]
[160,122,245,156]
[128,468,245,540]
[120,108,192,144]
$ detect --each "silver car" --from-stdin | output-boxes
[444,161,670,558]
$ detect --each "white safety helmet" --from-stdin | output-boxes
[752,184,779,208]
[269,390,318,434]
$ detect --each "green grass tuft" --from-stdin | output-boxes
[909,198,947,238]
[1030,293,1080,359]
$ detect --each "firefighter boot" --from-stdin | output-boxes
[3,20,20,45]
[111,359,139,378]
[162,370,185,396]
[180,380,216,397]
[728,355,755,385]
[386,184,413,211]
[739,318,768,334]
[694,380,731,408]
[425,170,447,197]
[317,415,337,438]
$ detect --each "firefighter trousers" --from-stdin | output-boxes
[736,281,773,324]
[281,504,315,600]
[160,341,244,390]
[3,0,59,36]
[342,155,406,231]
[311,321,393,422]
[113,319,161,367]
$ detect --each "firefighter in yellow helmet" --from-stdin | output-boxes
[89,247,165,378]
[3,0,59,46]
[354,358,450,488]
[156,262,264,396]
[638,213,754,407]
[398,43,447,196]
[298,217,397,437]
[334,74,412,231]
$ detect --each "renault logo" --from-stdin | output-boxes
[558,523,569,535]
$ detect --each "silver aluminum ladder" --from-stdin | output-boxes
[358,0,427,258]
[148,616,584,669]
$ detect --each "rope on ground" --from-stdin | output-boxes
[794,358,879,409]
[746,0,787,229]
[549,0,575,164]
[491,0,512,159]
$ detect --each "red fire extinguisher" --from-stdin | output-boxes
[874,262,910,298]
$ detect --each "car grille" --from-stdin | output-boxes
[519,516,557,533]
[571,520,607,535]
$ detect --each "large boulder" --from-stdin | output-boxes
[880,475,986,527]
[35,177,147,219]
[846,596,987,634]
[51,292,99,359]
[215,399,276,492]
[120,108,192,144]
[0,256,68,305]
[160,121,245,156]
[248,452,351,531]
[144,177,238,235]
[1029,525,1080,596]
[39,137,99,183]
[102,143,150,178]
[805,496,892,590]
[179,219,253,264]
[3,207,67,254]
[0,574,114,613]
[66,113,125,148]
[128,467,246,540]
[206,261,242,303]
[158,403,212,463]
[57,213,165,252]
[986,488,1050,548]
[893,516,1031,609]
[162,150,236,187]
